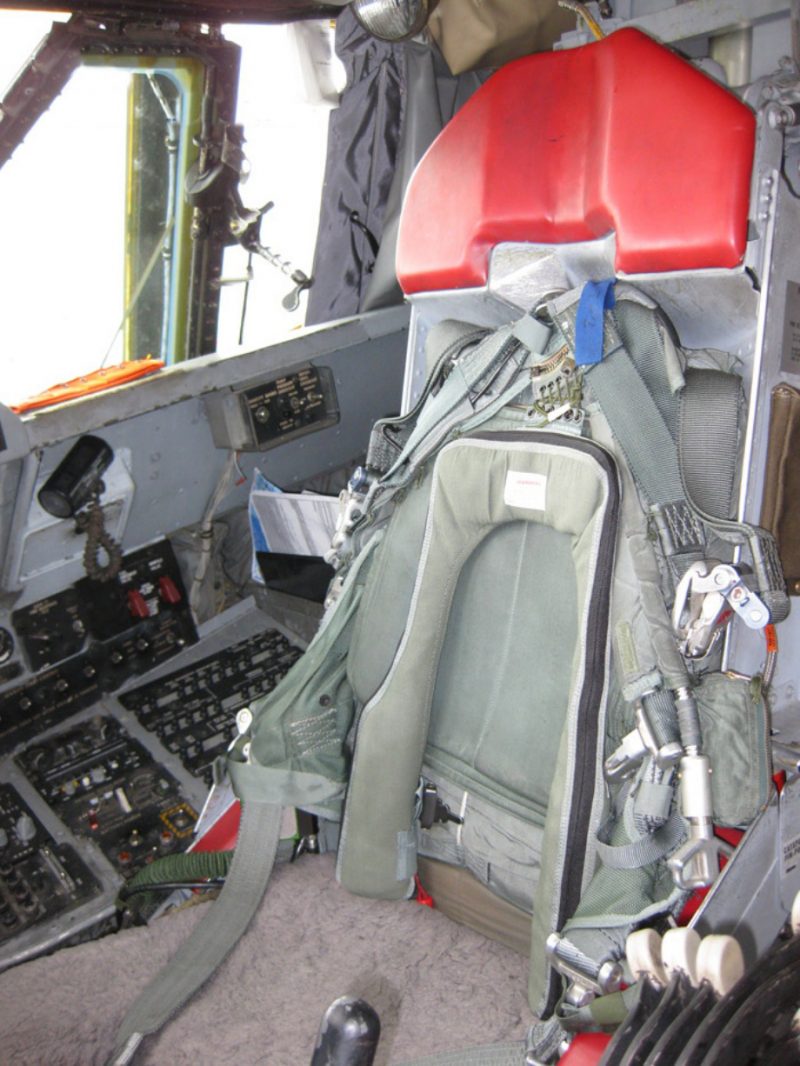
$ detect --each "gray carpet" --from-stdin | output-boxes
[0,854,532,1065]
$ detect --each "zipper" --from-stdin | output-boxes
[474,430,620,1015]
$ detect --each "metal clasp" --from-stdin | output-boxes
[672,561,770,659]
[545,933,623,1002]
[324,467,372,575]
[604,696,682,781]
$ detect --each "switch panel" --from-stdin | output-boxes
[205,364,339,451]
[0,783,100,945]
[16,717,198,882]
[3,540,197,748]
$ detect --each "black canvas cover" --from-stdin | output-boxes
[306,10,484,324]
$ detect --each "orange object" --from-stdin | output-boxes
[12,358,165,414]
[414,874,435,909]
[765,623,778,655]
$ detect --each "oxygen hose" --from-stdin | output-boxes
[117,849,233,910]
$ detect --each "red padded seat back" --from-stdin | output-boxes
[396,29,755,295]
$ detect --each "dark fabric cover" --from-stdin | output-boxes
[305,9,406,324]
[305,11,485,324]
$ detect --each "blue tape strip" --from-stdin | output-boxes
[575,279,616,366]
[249,470,282,579]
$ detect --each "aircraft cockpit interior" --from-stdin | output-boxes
[1,2,800,1063]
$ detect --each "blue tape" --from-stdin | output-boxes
[249,469,282,579]
[575,279,616,366]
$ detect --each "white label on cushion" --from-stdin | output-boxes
[504,470,547,510]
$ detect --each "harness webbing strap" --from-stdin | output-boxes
[367,325,489,475]
[390,314,551,475]
[595,810,685,870]
[585,337,790,624]
[109,801,282,1065]
[679,367,742,522]
[680,369,790,622]
[387,329,523,477]
[356,316,554,532]
[586,344,684,508]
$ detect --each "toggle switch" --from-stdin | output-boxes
[127,589,150,620]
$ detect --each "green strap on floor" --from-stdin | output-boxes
[109,801,282,1065]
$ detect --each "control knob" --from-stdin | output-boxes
[15,814,36,844]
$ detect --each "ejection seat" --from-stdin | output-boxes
[385,26,796,1063]
[0,26,792,1066]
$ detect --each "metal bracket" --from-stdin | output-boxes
[545,933,624,1001]
[673,560,769,659]
[605,696,682,780]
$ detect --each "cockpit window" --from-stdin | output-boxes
[0,19,129,406]
[0,13,339,411]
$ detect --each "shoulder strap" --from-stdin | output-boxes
[579,295,788,621]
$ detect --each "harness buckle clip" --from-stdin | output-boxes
[673,560,770,659]
[604,695,682,781]
[545,933,623,999]
[417,782,463,830]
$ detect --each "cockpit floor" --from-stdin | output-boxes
[0,852,531,1064]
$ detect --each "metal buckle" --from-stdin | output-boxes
[545,933,623,1000]
[604,695,682,780]
[672,560,770,659]
[530,350,584,425]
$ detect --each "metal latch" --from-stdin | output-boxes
[604,697,683,781]
[545,933,623,1006]
[672,561,770,659]
[418,782,463,830]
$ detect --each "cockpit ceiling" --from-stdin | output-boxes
[0,0,339,22]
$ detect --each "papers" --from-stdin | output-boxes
[248,471,338,582]
[250,490,339,556]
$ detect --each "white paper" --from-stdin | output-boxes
[250,490,338,556]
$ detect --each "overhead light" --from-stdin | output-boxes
[351,0,434,42]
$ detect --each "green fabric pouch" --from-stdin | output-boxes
[697,671,771,827]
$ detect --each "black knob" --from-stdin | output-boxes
[309,997,380,1066]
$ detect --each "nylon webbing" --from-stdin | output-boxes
[109,801,282,1065]
[368,324,488,474]
[595,810,685,870]
[644,688,681,749]
[678,370,790,621]
[387,328,523,476]
[385,313,552,481]
[550,930,621,977]
[679,367,742,521]
[586,346,683,507]
[615,301,680,432]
